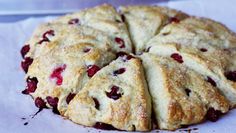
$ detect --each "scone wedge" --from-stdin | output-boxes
[140,53,229,130]
[119,5,188,54]
[24,44,115,115]
[65,54,151,131]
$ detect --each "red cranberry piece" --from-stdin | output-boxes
[106,86,122,100]
[115,37,125,48]
[225,71,236,82]
[68,18,79,25]
[87,65,100,77]
[35,97,46,109]
[116,52,134,61]
[169,17,180,23]
[200,48,208,52]
[66,93,76,104]
[38,30,55,44]
[113,68,126,76]
[92,98,100,110]
[206,108,222,122]
[20,44,30,58]
[21,57,33,73]
[22,77,38,94]
[170,53,183,63]
[83,48,91,53]
[184,88,191,96]
[93,122,117,130]
[46,96,58,108]
[42,30,55,39]
[207,77,217,87]
[50,64,66,86]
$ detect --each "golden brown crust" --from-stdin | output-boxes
[65,57,151,131]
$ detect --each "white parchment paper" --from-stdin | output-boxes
[1,0,236,133]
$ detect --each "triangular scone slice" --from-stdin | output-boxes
[51,4,132,53]
[119,5,188,54]
[146,17,236,51]
[25,44,115,115]
[24,23,116,59]
[147,43,236,108]
[140,53,229,130]
[65,56,151,131]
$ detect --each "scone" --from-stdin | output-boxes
[65,55,151,131]
[140,53,229,130]
[20,4,236,132]
[146,17,236,107]
[23,44,115,115]
[119,5,188,54]
[51,4,132,53]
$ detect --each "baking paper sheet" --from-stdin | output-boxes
[1,0,236,132]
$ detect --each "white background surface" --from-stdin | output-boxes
[1,0,236,133]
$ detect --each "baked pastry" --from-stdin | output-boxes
[65,55,151,131]
[24,44,115,115]
[119,5,188,54]
[146,17,236,107]
[140,53,229,130]
[20,4,236,131]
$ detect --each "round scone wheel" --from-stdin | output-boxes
[65,55,151,131]
[23,44,115,115]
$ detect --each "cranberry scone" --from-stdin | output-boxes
[65,55,151,131]
[51,4,132,53]
[145,17,236,107]
[23,44,115,115]
[119,5,188,54]
[140,53,229,130]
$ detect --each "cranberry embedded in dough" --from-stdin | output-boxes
[38,30,55,44]
[113,68,126,76]
[92,97,100,110]
[206,108,222,122]
[225,71,236,82]
[66,93,76,104]
[207,76,217,87]
[106,86,122,100]
[35,97,47,109]
[21,57,33,73]
[68,18,79,25]
[87,65,100,77]
[115,37,125,48]
[170,53,183,63]
[50,64,66,85]
[20,44,30,58]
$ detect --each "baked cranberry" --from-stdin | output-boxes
[20,45,30,58]
[225,71,236,82]
[206,108,222,122]
[200,48,208,52]
[22,77,38,94]
[184,88,191,96]
[68,18,79,25]
[170,53,183,63]
[38,30,55,44]
[46,96,58,108]
[35,97,46,109]
[93,122,117,130]
[83,48,91,53]
[115,37,125,48]
[50,64,66,86]
[121,14,125,22]
[93,98,100,110]
[21,57,33,73]
[66,93,76,104]
[145,47,151,52]
[113,68,126,76]
[169,17,180,23]
[207,77,217,87]
[87,65,100,77]
[116,52,134,61]
[106,86,122,100]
